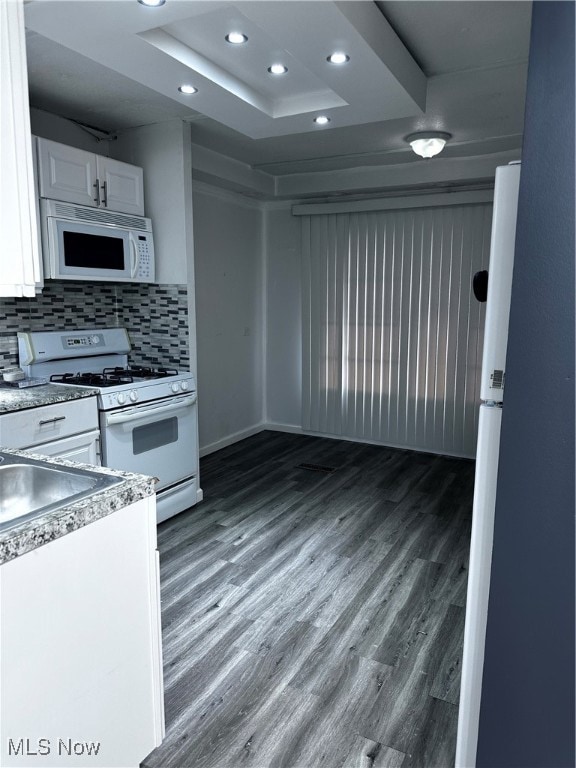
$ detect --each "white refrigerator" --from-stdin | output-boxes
[456,162,521,768]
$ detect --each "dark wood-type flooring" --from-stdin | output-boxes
[142,431,474,768]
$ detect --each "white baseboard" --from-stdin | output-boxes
[263,422,304,435]
[199,422,266,457]
[200,421,475,461]
[264,422,475,460]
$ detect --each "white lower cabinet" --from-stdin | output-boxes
[0,398,98,450]
[0,496,164,767]
[0,397,101,464]
[24,429,101,465]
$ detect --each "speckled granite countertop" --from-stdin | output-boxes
[0,383,98,414]
[0,448,156,565]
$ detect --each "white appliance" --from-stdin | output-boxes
[18,328,201,523]
[40,199,155,283]
[456,162,521,767]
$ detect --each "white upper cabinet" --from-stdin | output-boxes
[37,138,97,207]
[37,137,145,215]
[0,0,43,297]
[99,155,144,214]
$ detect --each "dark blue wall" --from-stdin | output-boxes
[476,2,575,766]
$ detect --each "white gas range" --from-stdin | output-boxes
[18,327,201,523]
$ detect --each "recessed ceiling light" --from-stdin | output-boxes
[178,84,197,95]
[327,52,350,65]
[314,116,331,125]
[268,64,288,75]
[226,32,248,44]
[137,0,166,7]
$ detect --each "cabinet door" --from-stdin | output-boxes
[0,396,99,449]
[0,496,164,767]
[0,2,43,297]
[27,429,101,466]
[37,138,98,207]
[98,156,144,215]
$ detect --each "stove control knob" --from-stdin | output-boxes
[171,382,180,394]
[117,393,127,405]
[180,381,189,392]
[129,390,139,402]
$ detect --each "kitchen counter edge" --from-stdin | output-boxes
[0,448,156,565]
[0,383,99,414]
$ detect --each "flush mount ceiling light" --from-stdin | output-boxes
[268,64,288,75]
[406,131,452,159]
[225,32,248,44]
[137,0,166,6]
[314,115,331,125]
[327,52,350,65]
[178,84,197,95]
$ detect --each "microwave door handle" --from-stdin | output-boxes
[130,234,139,278]
[104,394,197,426]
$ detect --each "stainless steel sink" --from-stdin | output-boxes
[0,452,122,532]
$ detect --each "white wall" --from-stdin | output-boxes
[30,107,105,153]
[110,121,198,391]
[110,120,190,286]
[193,183,265,454]
[264,204,302,429]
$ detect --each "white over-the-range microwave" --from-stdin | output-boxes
[40,199,155,283]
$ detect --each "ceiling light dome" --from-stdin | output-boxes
[406,131,452,159]
[226,32,248,44]
[178,84,197,94]
[314,116,331,125]
[137,0,166,6]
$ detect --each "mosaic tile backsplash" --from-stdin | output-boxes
[0,281,190,371]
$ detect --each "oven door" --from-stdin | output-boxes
[100,394,197,490]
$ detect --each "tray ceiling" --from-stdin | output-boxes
[25,0,426,140]
[24,1,532,179]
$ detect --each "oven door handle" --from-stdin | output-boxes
[104,394,197,426]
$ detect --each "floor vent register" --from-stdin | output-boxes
[296,463,337,474]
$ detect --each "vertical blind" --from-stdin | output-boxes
[301,203,492,457]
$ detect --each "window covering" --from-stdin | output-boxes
[301,203,492,457]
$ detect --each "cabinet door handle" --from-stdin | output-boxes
[93,178,101,205]
[38,416,66,426]
[101,180,108,207]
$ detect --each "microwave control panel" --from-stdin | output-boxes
[135,234,154,281]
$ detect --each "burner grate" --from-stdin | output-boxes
[103,366,179,380]
[50,372,134,388]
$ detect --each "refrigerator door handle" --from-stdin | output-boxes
[473,270,489,302]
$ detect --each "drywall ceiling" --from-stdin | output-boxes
[24,0,532,178]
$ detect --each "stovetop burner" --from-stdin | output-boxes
[50,366,182,388]
[103,366,179,380]
[50,372,135,388]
